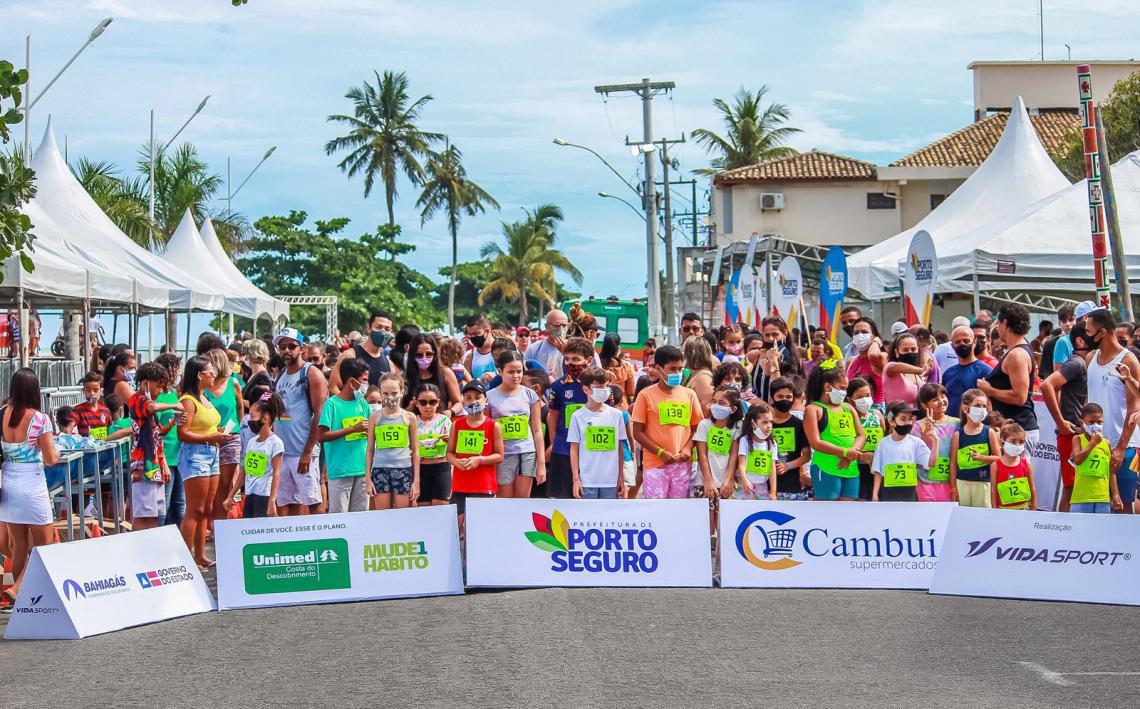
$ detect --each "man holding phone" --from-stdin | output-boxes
[526,309,570,380]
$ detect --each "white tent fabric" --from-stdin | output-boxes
[29,122,223,311]
[935,150,1140,294]
[848,97,1071,300]
[199,218,288,322]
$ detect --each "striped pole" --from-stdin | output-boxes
[1078,65,1111,309]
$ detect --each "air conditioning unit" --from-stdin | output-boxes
[760,192,784,210]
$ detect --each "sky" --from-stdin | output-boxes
[4,0,1140,320]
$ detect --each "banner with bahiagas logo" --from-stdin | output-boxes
[719,501,954,589]
[465,499,712,588]
[214,506,463,610]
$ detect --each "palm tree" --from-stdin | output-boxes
[72,158,152,244]
[479,208,582,325]
[416,143,499,332]
[691,86,801,174]
[325,70,443,227]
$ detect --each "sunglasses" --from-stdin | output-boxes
[680,326,702,334]
[417,398,440,406]
[306,357,322,364]
[278,342,299,351]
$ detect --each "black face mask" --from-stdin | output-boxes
[974,340,986,355]
[772,399,794,413]
[762,341,775,350]
[248,420,264,434]
[953,343,973,359]
[897,352,920,366]
[842,324,855,338]
[470,335,487,349]
[894,423,913,436]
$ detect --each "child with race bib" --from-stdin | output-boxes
[546,338,594,498]
[225,392,285,518]
[413,383,452,505]
[917,383,958,502]
[567,367,628,498]
[949,388,1000,508]
[871,401,938,502]
[770,376,811,499]
[848,377,883,501]
[128,363,186,530]
[694,385,743,499]
[447,380,504,535]
[630,345,704,499]
[317,357,372,514]
[1069,403,1123,513]
[990,420,1037,510]
[365,373,420,510]
[488,351,546,498]
[803,361,865,501]
[736,401,778,500]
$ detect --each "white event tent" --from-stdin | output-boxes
[848,97,1071,300]
[198,217,288,324]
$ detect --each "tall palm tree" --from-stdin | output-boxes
[416,143,499,332]
[72,158,152,244]
[479,210,582,325]
[691,85,801,174]
[325,70,443,227]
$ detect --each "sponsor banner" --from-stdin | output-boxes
[709,245,725,289]
[772,256,803,328]
[903,229,937,326]
[1031,399,1063,511]
[215,506,463,610]
[4,526,215,640]
[724,268,741,325]
[466,499,713,588]
[718,500,954,589]
[930,506,1140,606]
[739,268,757,327]
[819,246,848,343]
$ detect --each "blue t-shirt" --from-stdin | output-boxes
[1053,334,1073,366]
[942,360,993,418]
[620,409,633,462]
[549,375,587,456]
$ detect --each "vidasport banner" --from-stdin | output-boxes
[214,506,464,610]
[465,499,713,588]
[930,507,1140,606]
[718,501,954,589]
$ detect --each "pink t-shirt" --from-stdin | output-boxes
[882,362,921,407]
[846,355,884,404]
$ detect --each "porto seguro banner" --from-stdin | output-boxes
[819,246,848,343]
[903,230,937,327]
[773,256,803,330]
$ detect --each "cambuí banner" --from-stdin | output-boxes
[772,256,803,330]
[214,506,464,610]
[929,507,1140,606]
[465,499,713,588]
[903,229,937,326]
[819,246,848,342]
[4,526,216,640]
[718,500,954,589]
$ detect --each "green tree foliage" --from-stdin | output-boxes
[238,211,442,334]
[436,260,580,332]
[0,60,35,278]
[1057,72,1140,182]
[692,86,801,174]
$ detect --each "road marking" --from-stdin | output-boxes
[1019,662,1140,686]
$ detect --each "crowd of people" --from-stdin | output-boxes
[0,297,1137,608]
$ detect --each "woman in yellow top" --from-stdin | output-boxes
[177,355,229,570]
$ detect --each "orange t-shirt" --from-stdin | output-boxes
[631,383,703,470]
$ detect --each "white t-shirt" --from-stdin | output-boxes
[526,339,564,380]
[933,341,959,379]
[242,432,285,497]
[693,419,741,486]
[738,436,777,489]
[567,404,627,488]
[870,433,931,478]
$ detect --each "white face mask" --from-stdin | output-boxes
[854,396,873,414]
[1003,441,1025,457]
[753,423,772,438]
[852,333,872,351]
[1084,422,1103,436]
[710,403,733,421]
[967,406,988,423]
[827,387,846,405]
[368,403,383,415]
[589,386,610,404]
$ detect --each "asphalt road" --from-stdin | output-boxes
[2,574,1137,708]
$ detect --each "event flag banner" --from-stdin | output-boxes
[772,256,803,328]
[930,507,1140,606]
[718,500,954,589]
[723,268,741,325]
[903,229,937,326]
[214,506,463,610]
[739,268,757,327]
[1030,399,1062,512]
[4,526,215,640]
[465,499,713,588]
[819,246,848,342]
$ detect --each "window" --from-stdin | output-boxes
[722,187,733,233]
[617,317,641,345]
[866,193,897,210]
[930,193,947,210]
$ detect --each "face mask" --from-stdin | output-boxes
[1083,422,1103,436]
[967,406,988,423]
[565,362,587,379]
[353,380,367,399]
[852,333,872,351]
[827,387,846,405]
[470,335,487,349]
[726,343,743,355]
[122,369,136,383]
[896,352,920,366]
[665,372,683,388]
[893,423,913,436]
[465,402,486,416]
[589,387,610,403]
[549,325,567,338]
[368,403,383,415]
[248,419,264,435]
[973,339,986,355]
[710,403,733,421]
[371,330,393,348]
[85,395,98,405]
[843,324,855,338]
[953,343,973,359]
[416,355,434,370]
[381,396,400,409]
[854,396,873,414]
[1003,441,1025,457]
[772,399,794,414]
[753,423,772,438]
[724,380,742,390]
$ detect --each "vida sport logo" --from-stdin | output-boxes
[964,537,1132,566]
[735,510,938,571]
[525,510,659,573]
[242,538,351,595]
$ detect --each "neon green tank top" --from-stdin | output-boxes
[811,401,858,478]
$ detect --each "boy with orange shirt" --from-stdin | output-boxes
[631,345,703,499]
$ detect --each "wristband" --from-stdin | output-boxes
[841,448,849,460]
[656,447,666,458]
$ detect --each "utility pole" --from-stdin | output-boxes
[655,178,708,246]
[657,136,684,341]
[595,78,675,343]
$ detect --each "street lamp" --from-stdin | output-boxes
[227,145,277,213]
[598,192,646,221]
[553,137,640,197]
[149,95,211,226]
[22,17,113,161]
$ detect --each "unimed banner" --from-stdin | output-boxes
[930,507,1140,606]
[465,499,713,588]
[718,500,954,589]
[215,506,463,610]
[4,526,215,640]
